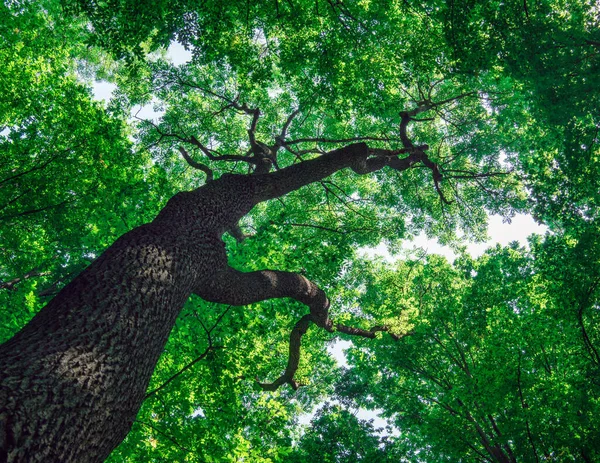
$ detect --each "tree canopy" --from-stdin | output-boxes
[1,0,599,461]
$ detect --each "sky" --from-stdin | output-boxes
[90,42,548,432]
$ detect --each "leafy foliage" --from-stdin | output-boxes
[337,241,600,461]
[2,0,600,460]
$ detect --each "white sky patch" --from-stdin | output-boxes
[297,401,397,438]
[357,407,398,437]
[191,407,205,418]
[131,102,165,123]
[267,87,284,98]
[359,242,396,262]
[89,42,192,123]
[362,213,547,262]
[90,80,165,123]
[322,341,399,436]
[467,213,547,257]
[91,80,116,102]
[327,339,351,368]
[498,149,510,168]
[167,41,193,65]
[333,214,548,441]
[297,408,315,426]
[479,91,494,115]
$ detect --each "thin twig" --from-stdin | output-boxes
[144,346,224,399]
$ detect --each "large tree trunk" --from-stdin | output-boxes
[0,142,392,461]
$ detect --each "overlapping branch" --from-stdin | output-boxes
[142,89,507,394]
[257,305,414,391]
[398,105,454,205]
[254,274,413,391]
[253,95,495,392]
[156,71,481,204]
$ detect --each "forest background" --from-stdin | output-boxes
[1,0,599,461]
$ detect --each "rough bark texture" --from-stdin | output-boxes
[0,142,419,461]
[0,173,256,462]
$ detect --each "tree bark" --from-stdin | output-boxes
[0,142,413,461]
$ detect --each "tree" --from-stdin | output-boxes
[288,403,397,462]
[1,0,599,461]
[336,237,600,462]
[0,83,491,461]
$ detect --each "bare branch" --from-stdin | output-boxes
[277,221,375,235]
[188,136,255,163]
[258,317,413,392]
[397,108,454,205]
[0,143,84,188]
[138,117,256,165]
[443,169,513,179]
[178,147,213,182]
[320,181,372,220]
[144,346,224,399]
[517,351,540,462]
[404,91,478,119]
[145,305,232,399]
[285,136,402,146]
[276,109,301,146]
[169,74,265,152]
[421,155,453,205]
[246,106,261,146]
[336,324,414,341]
[171,74,239,108]
[0,198,73,222]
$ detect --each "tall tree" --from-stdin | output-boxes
[0,85,497,461]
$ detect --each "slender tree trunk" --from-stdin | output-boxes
[0,143,381,461]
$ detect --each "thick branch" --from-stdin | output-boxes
[194,266,411,391]
[246,106,261,146]
[257,315,312,391]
